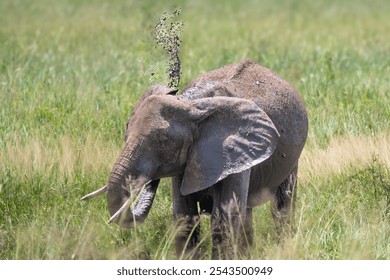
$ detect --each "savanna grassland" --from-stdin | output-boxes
[0,0,389,259]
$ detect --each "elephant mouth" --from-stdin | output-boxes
[81,178,159,228]
[107,179,159,227]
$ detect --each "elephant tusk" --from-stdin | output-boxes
[81,185,108,201]
[107,196,132,224]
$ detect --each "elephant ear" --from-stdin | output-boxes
[181,97,280,196]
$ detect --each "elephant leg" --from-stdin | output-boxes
[172,176,200,259]
[210,204,228,260]
[211,170,250,259]
[244,208,254,246]
[271,165,298,235]
[212,207,253,258]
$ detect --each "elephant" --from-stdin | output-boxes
[82,59,308,259]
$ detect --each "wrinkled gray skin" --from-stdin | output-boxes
[105,60,308,259]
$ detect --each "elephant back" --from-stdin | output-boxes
[182,60,308,149]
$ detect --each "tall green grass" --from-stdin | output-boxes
[0,0,389,259]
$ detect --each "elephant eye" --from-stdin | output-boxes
[158,135,169,147]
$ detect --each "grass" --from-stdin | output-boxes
[0,0,389,259]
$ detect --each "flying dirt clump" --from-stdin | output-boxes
[154,8,183,89]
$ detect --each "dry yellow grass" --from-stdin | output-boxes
[2,133,389,181]
[0,135,120,176]
[300,133,390,182]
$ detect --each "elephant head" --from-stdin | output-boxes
[82,84,279,228]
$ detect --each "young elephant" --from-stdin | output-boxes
[82,60,308,259]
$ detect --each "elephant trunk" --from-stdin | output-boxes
[106,154,159,228]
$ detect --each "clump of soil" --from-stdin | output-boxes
[155,8,183,89]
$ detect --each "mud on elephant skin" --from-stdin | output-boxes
[81,59,308,259]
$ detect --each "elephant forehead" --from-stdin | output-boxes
[128,101,167,126]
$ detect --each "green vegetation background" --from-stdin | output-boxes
[0,0,389,259]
